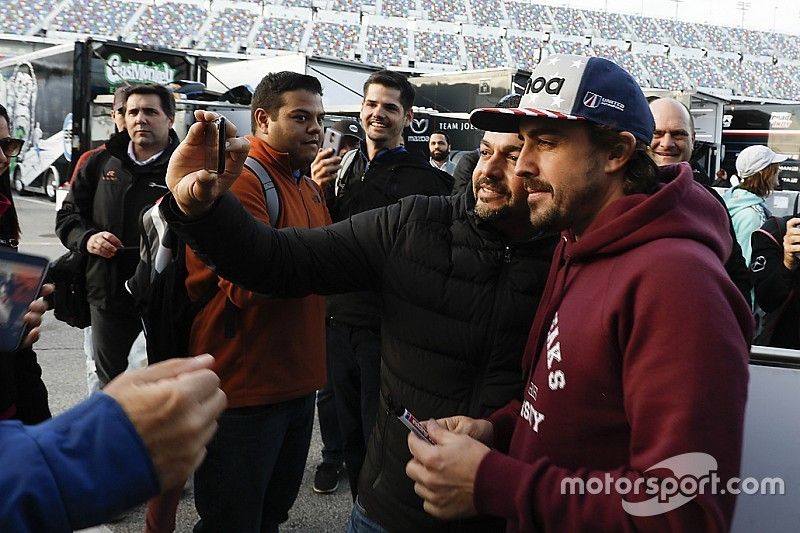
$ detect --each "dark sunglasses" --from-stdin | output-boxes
[0,138,24,158]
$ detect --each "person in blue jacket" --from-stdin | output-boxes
[0,291,226,532]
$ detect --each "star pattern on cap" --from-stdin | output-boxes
[570,60,584,69]
[547,56,560,66]
[526,92,540,105]
[550,94,565,108]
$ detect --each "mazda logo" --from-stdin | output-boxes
[410,118,429,134]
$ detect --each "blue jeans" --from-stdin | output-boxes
[347,497,387,533]
[193,395,315,533]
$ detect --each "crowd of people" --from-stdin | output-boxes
[0,50,796,532]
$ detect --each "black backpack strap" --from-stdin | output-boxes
[244,157,280,226]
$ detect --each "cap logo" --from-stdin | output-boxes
[349,124,359,133]
[583,92,601,108]
[525,76,565,96]
[582,91,625,112]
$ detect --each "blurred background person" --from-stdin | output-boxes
[0,102,50,425]
[723,145,787,267]
[428,130,455,174]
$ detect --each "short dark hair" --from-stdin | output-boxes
[112,85,131,111]
[589,123,660,195]
[430,130,449,144]
[363,70,415,111]
[0,103,8,126]
[251,71,323,134]
[126,84,175,118]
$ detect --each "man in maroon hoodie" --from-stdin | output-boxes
[406,54,753,532]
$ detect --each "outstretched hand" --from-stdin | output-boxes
[166,110,251,218]
[104,354,227,491]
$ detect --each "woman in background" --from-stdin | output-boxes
[0,102,50,424]
[723,145,787,266]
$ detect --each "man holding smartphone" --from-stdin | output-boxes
[148,72,332,533]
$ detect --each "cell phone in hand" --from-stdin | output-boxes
[0,249,49,352]
[321,127,343,155]
[395,405,436,445]
[203,116,226,174]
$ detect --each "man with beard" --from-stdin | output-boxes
[156,101,557,530]
[406,54,752,532]
[429,130,456,174]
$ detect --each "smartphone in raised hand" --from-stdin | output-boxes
[0,249,49,352]
[321,127,343,155]
[203,116,227,174]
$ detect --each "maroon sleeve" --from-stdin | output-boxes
[486,400,520,453]
[473,251,752,532]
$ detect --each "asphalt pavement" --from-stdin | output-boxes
[14,193,352,532]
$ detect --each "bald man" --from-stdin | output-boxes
[649,97,752,304]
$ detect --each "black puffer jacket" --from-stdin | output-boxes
[326,146,454,329]
[163,189,557,532]
[55,130,177,311]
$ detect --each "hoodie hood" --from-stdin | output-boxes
[563,162,732,265]
[722,186,766,218]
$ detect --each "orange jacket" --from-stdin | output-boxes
[186,136,331,407]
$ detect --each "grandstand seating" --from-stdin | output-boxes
[308,21,360,60]
[365,25,407,66]
[763,33,800,61]
[469,0,505,27]
[658,19,705,49]
[592,45,649,86]
[746,60,800,100]
[128,1,207,49]
[711,57,765,97]
[550,40,589,56]
[692,23,732,52]
[201,8,257,53]
[581,10,629,41]
[464,36,506,69]
[414,31,462,65]
[549,6,589,37]
[2,0,800,101]
[427,0,467,23]
[503,1,550,31]
[507,35,542,71]
[624,14,666,45]
[250,17,306,53]
[330,0,362,13]
[0,0,56,35]
[50,0,136,37]
[673,56,727,90]
[381,0,413,18]
[638,54,687,89]
[735,28,773,57]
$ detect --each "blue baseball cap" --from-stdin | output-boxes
[470,54,655,144]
